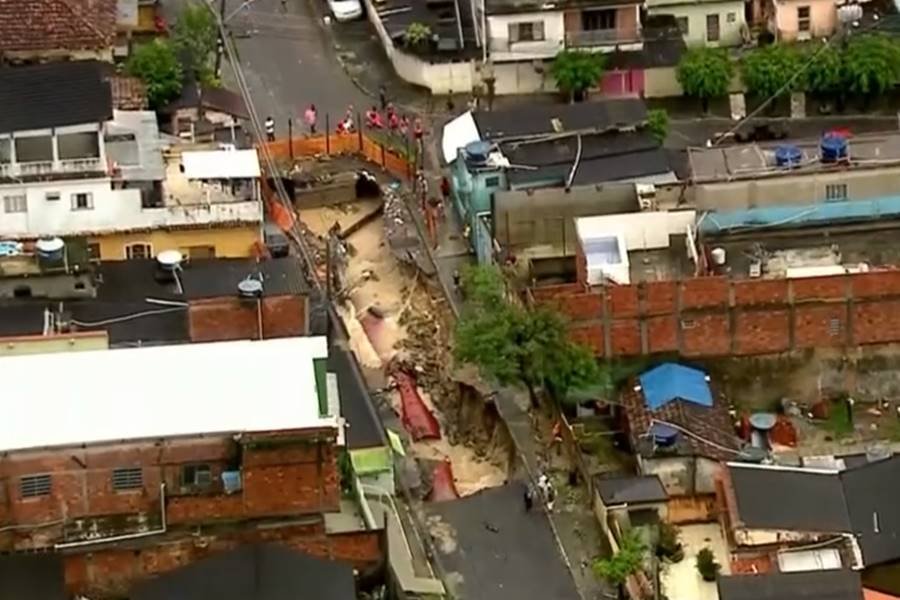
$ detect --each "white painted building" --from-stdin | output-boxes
[0,63,262,257]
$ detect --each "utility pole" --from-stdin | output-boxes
[214,0,227,77]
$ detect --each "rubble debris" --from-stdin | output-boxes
[429,459,461,502]
[394,369,441,441]
[382,185,435,276]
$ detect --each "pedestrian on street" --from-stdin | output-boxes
[452,269,461,291]
[264,116,276,142]
[524,485,534,512]
[537,473,549,497]
[399,114,409,138]
[546,482,556,512]
[304,104,317,135]
[440,176,450,204]
[413,118,424,146]
[446,91,455,114]
[379,85,388,111]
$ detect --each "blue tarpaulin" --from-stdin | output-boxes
[639,363,712,410]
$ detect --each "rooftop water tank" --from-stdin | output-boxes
[821,134,848,163]
[156,250,183,271]
[463,141,491,166]
[238,277,263,299]
[35,237,65,261]
[775,145,803,167]
[648,422,679,447]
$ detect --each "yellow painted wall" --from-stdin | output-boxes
[93,226,260,260]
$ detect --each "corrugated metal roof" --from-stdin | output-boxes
[639,363,712,410]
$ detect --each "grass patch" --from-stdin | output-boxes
[823,403,854,438]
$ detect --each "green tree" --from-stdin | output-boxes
[404,22,432,47]
[454,265,604,405]
[805,44,845,99]
[593,530,645,587]
[127,39,183,109]
[646,108,669,145]
[696,547,721,582]
[551,50,606,103]
[843,35,900,100]
[676,47,733,113]
[172,4,219,86]
[740,44,802,101]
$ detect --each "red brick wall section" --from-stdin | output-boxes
[0,433,339,551]
[188,295,307,342]
[63,525,383,598]
[532,270,900,358]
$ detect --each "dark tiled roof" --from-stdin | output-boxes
[595,475,667,505]
[0,61,113,131]
[330,337,387,450]
[0,0,116,53]
[718,571,863,600]
[621,383,740,461]
[473,98,647,141]
[504,132,671,188]
[162,82,250,119]
[842,456,900,566]
[0,554,65,600]
[728,464,851,533]
[131,544,356,600]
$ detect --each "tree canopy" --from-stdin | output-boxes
[551,50,606,102]
[454,265,604,404]
[646,108,669,145]
[842,35,900,98]
[127,39,183,109]
[677,48,733,112]
[804,44,844,97]
[741,44,802,99]
[593,530,646,585]
[172,4,219,86]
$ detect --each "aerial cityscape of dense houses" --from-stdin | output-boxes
[4,0,900,598]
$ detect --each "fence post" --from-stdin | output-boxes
[357,112,363,153]
[325,113,331,155]
[380,140,386,168]
[288,118,294,161]
[405,135,411,181]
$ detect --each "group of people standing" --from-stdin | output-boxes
[524,473,557,513]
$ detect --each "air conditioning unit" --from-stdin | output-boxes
[635,183,657,211]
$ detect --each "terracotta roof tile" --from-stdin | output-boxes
[0,0,117,53]
[621,381,740,461]
[109,75,148,110]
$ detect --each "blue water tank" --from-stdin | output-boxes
[774,145,802,167]
[821,134,848,163]
[464,141,491,166]
[648,422,679,446]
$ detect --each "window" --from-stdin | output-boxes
[3,194,26,213]
[508,21,545,42]
[825,183,848,201]
[87,242,101,261]
[125,243,152,260]
[182,464,212,488]
[583,8,616,30]
[20,474,51,498]
[726,11,737,22]
[71,192,93,210]
[112,468,143,491]
[676,16,689,35]
[45,191,60,202]
[484,176,501,187]
[798,6,811,32]
[829,318,842,337]
[706,14,720,42]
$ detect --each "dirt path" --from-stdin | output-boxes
[299,201,509,498]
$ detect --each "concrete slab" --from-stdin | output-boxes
[661,523,731,600]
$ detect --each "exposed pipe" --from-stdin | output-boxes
[54,483,167,550]
[565,134,582,190]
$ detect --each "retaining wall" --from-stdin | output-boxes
[532,270,900,357]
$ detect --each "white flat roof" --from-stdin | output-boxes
[0,336,331,453]
[441,111,480,164]
[181,149,261,179]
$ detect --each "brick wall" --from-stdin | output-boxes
[63,523,384,598]
[533,270,900,357]
[0,429,339,551]
[188,294,307,342]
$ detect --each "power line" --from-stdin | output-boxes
[206,0,324,291]
[714,14,900,146]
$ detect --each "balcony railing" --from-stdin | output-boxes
[0,157,106,178]
[565,29,640,47]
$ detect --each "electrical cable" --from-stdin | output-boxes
[713,13,900,146]
[70,306,186,327]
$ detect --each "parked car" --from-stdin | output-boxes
[327,0,362,22]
